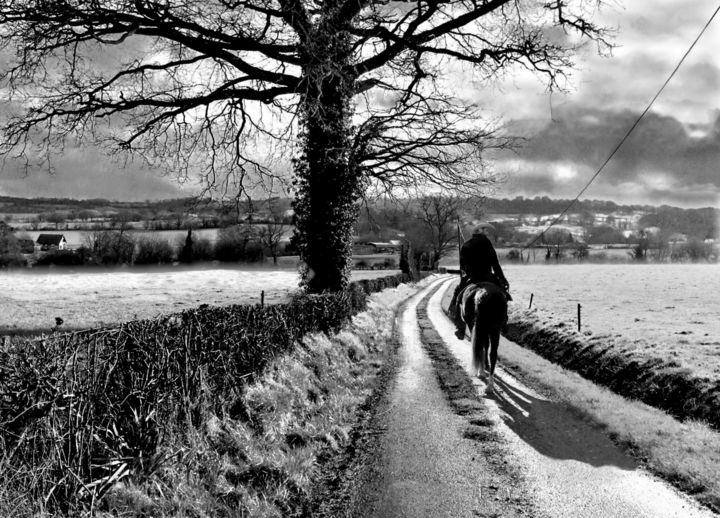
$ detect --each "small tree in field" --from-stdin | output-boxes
[258,199,287,264]
[0,1,609,291]
[43,212,66,230]
[542,228,570,262]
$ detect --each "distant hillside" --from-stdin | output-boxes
[483,196,718,240]
[485,196,653,215]
[0,196,291,220]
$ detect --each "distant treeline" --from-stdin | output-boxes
[485,196,655,214]
[0,226,296,268]
[3,195,717,254]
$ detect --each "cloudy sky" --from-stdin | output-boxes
[0,1,718,207]
[485,0,720,208]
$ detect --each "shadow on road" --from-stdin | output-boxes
[490,375,636,471]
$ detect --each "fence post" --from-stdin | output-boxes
[577,303,582,332]
[261,290,265,307]
[529,293,534,309]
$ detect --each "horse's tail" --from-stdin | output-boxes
[471,323,483,373]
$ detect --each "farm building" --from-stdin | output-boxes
[36,234,68,251]
[353,241,403,255]
[366,242,402,253]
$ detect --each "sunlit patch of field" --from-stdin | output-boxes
[0,264,400,333]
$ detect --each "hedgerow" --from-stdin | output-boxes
[0,273,410,515]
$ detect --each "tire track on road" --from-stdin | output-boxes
[354,276,541,518]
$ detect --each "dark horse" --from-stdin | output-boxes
[460,282,508,392]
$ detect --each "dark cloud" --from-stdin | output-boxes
[0,145,188,201]
[496,105,720,207]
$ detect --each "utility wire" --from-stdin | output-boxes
[522,4,720,251]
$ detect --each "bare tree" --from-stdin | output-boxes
[43,211,67,230]
[406,195,468,270]
[0,1,609,291]
[258,198,287,264]
[542,228,571,261]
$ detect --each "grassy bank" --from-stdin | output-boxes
[504,305,720,430]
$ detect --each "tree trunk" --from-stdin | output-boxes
[292,29,361,293]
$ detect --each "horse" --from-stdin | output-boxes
[459,281,508,392]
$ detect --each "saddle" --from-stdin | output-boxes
[459,274,512,302]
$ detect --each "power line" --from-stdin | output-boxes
[522,3,720,251]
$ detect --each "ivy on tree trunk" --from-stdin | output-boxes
[292,28,363,293]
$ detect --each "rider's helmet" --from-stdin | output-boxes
[472,223,495,236]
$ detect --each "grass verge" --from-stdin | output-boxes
[85,279,427,517]
[505,305,720,430]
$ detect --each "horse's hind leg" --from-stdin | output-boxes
[471,325,488,378]
[487,329,501,392]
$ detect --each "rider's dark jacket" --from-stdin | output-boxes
[459,233,508,288]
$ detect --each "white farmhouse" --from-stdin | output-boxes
[36,234,68,251]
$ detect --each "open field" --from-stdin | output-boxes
[0,264,400,333]
[440,246,647,265]
[500,263,720,380]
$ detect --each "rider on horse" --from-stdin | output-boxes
[450,227,511,339]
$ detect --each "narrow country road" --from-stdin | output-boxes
[352,276,716,517]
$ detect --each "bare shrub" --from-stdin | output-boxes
[135,237,174,265]
[84,231,136,265]
[215,225,263,262]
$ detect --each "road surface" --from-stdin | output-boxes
[350,276,715,517]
